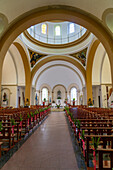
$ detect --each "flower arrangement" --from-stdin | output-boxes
[27,113,30,126]
[27,113,30,119]
[30,112,34,122]
[91,137,100,170]
[20,114,23,122]
[56,104,60,108]
[77,120,81,139]
[88,98,93,106]
[10,118,16,134]
[44,98,46,102]
[20,114,23,130]
[81,130,85,157]
[57,96,61,99]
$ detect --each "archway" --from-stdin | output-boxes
[0,6,113,104]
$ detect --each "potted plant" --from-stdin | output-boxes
[65,99,67,105]
[73,98,75,106]
[30,112,34,122]
[43,98,46,106]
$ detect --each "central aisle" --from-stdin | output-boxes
[1,112,79,170]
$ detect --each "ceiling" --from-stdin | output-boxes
[0,0,112,24]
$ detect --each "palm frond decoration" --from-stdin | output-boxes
[77,120,81,130]
[91,137,100,151]
[27,113,30,119]
[0,121,3,132]
[81,130,85,141]
[20,114,23,121]
[10,118,16,126]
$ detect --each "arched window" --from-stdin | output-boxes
[69,23,75,34]
[42,88,48,101]
[71,87,77,101]
[55,25,61,36]
[41,24,47,34]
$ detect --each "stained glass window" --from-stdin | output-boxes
[55,25,61,36]
[41,24,47,34]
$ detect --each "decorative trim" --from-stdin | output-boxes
[1,84,18,86]
[70,48,87,67]
[28,49,47,67]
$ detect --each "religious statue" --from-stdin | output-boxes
[35,93,38,105]
[3,92,7,102]
[108,92,113,108]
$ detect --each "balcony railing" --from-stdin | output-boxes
[27,28,87,44]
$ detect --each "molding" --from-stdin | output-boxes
[1,84,18,86]
[101,83,112,86]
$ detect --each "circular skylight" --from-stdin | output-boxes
[27,21,87,45]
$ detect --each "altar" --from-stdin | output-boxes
[56,99,65,107]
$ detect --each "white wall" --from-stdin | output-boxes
[2,51,17,85]
[92,43,105,85]
[36,66,83,91]
[1,44,25,107]
[101,53,111,84]
[10,44,25,86]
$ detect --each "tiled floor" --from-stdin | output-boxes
[1,112,79,170]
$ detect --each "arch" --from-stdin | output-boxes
[67,83,80,104]
[67,83,79,93]
[0,6,113,69]
[38,83,52,104]
[86,39,100,103]
[0,6,113,104]
[52,84,67,93]
[34,64,84,88]
[1,87,11,106]
[31,55,86,83]
[13,42,31,104]
[39,83,51,93]
[52,84,67,103]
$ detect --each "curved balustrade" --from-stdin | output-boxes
[27,26,87,45]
